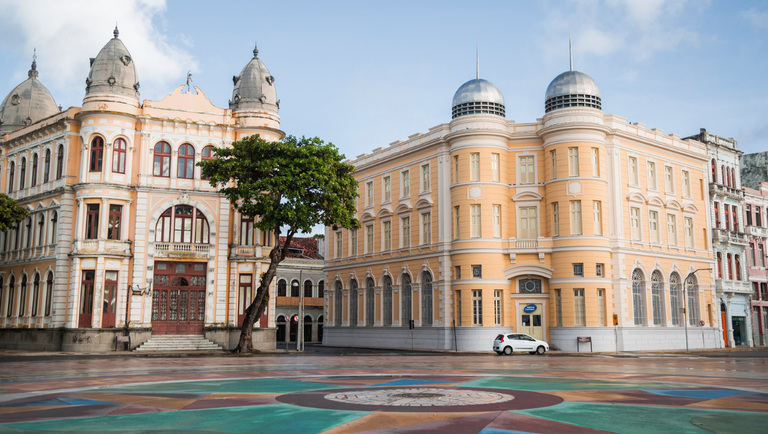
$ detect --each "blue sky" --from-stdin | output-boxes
[1,0,767,159]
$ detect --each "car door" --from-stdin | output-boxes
[519,334,536,351]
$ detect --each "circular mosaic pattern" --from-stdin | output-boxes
[324,388,514,407]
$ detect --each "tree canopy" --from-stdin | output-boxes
[0,193,28,232]
[198,134,359,352]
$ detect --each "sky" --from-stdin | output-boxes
[1,0,767,159]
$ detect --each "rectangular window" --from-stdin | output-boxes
[351,229,358,256]
[470,153,480,181]
[519,156,534,184]
[366,225,374,254]
[630,207,640,241]
[591,148,599,177]
[573,263,584,277]
[421,164,430,192]
[472,289,483,326]
[750,242,755,266]
[494,290,502,326]
[682,170,691,197]
[456,291,462,326]
[107,205,122,240]
[401,170,410,197]
[401,217,410,248]
[665,166,674,193]
[550,150,557,179]
[383,221,391,251]
[491,153,500,182]
[472,265,482,278]
[454,206,460,239]
[593,201,602,235]
[760,244,765,267]
[493,205,501,238]
[568,147,579,176]
[520,206,537,239]
[336,231,342,258]
[422,212,431,245]
[647,162,657,190]
[597,289,606,326]
[455,266,461,279]
[574,289,585,326]
[649,210,659,243]
[240,216,254,246]
[667,214,677,246]
[684,217,693,248]
[628,156,638,185]
[596,263,604,277]
[85,204,100,239]
[552,202,559,237]
[471,205,481,238]
[747,204,752,226]
[383,176,391,202]
[453,155,459,184]
[555,289,562,326]
[570,201,582,235]
[366,181,373,207]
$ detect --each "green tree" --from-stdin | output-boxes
[0,193,28,232]
[199,134,359,352]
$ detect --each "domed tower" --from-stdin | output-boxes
[544,70,601,113]
[451,78,505,119]
[0,55,58,134]
[82,26,140,113]
[230,45,280,130]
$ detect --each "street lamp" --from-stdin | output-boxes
[683,268,711,351]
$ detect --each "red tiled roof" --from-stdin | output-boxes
[279,236,323,260]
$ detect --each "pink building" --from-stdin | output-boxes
[744,182,768,346]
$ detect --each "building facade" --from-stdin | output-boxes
[324,66,718,352]
[0,30,322,351]
[744,183,768,346]
[684,129,753,347]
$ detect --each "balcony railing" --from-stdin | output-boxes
[710,183,744,199]
[746,225,768,238]
[0,244,57,262]
[515,239,538,249]
[155,243,211,254]
[80,240,98,250]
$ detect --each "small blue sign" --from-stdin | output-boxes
[523,304,537,313]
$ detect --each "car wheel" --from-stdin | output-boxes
[536,346,546,355]
[496,351,503,355]
[503,346,512,355]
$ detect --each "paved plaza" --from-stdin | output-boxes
[0,349,766,433]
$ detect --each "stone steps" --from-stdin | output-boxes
[134,335,225,352]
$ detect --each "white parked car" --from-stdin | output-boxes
[493,333,549,355]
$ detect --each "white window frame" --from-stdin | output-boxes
[519,206,537,239]
[401,170,410,198]
[470,153,480,182]
[472,289,483,326]
[350,228,358,256]
[366,181,373,207]
[365,224,373,254]
[494,290,502,326]
[591,148,599,177]
[453,155,459,184]
[336,231,342,258]
[647,161,657,191]
[649,210,660,243]
[664,165,675,194]
[570,200,582,235]
[493,204,501,238]
[568,147,579,177]
[519,155,535,185]
[550,150,557,179]
[470,204,482,238]
[684,216,694,248]
[598,288,606,326]
[630,206,641,241]
[382,220,392,251]
[574,288,585,326]
[552,202,559,237]
[383,176,391,203]
[593,201,602,235]
[401,216,410,248]
[421,212,431,245]
[454,206,460,239]
[628,156,639,186]
[667,213,678,246]
[421,163,430,192]
[491,153,500,182]
[682,170,691,198]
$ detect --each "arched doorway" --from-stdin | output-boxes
[151,262,206,335]
[304,315,312,342]
[276,315,286,342]
[290,314,299,342]
[317,315,324,342]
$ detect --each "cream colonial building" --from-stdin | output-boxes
[0,29,325,351]
[324,64,720,352]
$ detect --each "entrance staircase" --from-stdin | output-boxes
[134,335,225,353]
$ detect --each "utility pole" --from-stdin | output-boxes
[297,270,304,352]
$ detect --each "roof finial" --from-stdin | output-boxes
[28,48,39,79]
[476,35,479,80]
[253,42,259,58]
[569,24,573,72]
[114,23,119,39]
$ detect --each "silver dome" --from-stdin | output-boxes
[0,59,58,134]
[544,70,601,113]
[451,78,505,119]
[85,27,139,100]
[229,45,278,114]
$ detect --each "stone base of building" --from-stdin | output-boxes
[323,326,510,352]
[0,328,153,352]
[550,326,723,352]
[205,326,276,351]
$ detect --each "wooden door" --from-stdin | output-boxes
[102,271,118,328]
[79,271,95,328]
[152,262,206,335]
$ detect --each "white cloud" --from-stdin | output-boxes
[579,28,624,56]
[0,0,196,105]
[741,8,768,29]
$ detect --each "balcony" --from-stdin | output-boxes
[72,239,132,256]
[515,239,538,249]
[153,242,213,259]
[0,244,57,263]
[746,225,768,238]
[710,183,744,200]
[229,244,267,259]
[713,228,748,246]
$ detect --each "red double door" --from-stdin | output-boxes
[151,262,206,335]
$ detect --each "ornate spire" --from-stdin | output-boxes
[28,48,38,79]
[253,42,259,58]
[114,24,119,39]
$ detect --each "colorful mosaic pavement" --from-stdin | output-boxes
[0,354,767,433]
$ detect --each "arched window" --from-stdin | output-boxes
[421,272,433,326]
[8,161,14,193]
[19,157,26,189]
[37,213,45,246]
[365,278,374,326]
[43,149,51,183]
[50,211,58,243]
[201,145,215,181]
[112,138,127,174]
[731,168,736,188]
[177,144,195,179]
[31,153,38,187]
[685,275,699,326]
[651,271,664,325]
[349,279,358,327]
[90,136,104,172]
[711,159,716,183]
[727,253,733,280]
[240,216,254,246]
[291,280,299,297]
[721,166,725,186]
[19,274,27,317]
[31,273,40,317]
[402,274,412,327]
[714,251,720,277]
[632,269,646,326]
[153,142,171,177]
[277,279,287,297]
[44,271,53,316]
[735,255,742,280]
[732,207,738,232]
[669,272,682,326]
[56,145,64,180]
[318,281,324,298]
[154,206,210,244]
[6,276,14,317]
[335,282,342,326]
[304,280,313,298]
[383,275,392,326]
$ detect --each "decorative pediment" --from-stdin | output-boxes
[666,199,682,209]
[376,207,391,218]
[360,211,375,221]
[512,191,543,201]
[502,264,554,280]
[627,192,647,203]
[647,196,664,207]
[683,203,699,212]
[414,198,433,209]
[395,203,412,213]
